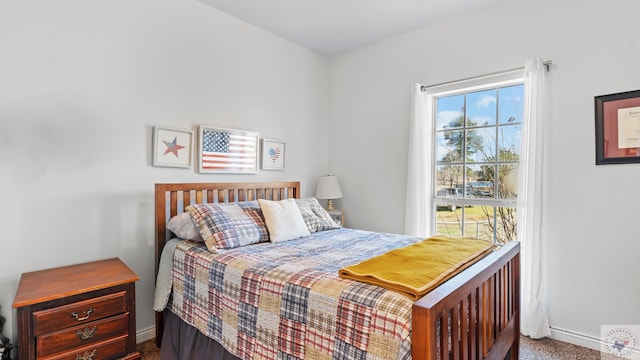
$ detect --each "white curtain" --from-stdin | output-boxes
[404,83,432,237]
[518,58,551,338]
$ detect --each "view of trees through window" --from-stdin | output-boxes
[433,82,524,244]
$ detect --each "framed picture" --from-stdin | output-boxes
[595,89,640,165]
[198,125,259,174]
[261,139,285,170]
[153,126,193,168]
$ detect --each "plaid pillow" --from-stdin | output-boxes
[186,201,268,251]
[295,198,341,233]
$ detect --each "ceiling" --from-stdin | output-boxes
[198,0,508,56]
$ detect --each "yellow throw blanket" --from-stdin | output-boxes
[338,235,496,300]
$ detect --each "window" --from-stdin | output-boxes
[430,77,524,244]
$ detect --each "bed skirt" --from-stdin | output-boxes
[160,309,240,360]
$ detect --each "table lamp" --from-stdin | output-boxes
[315,175,343,210]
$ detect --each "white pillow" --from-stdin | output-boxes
[167,212,204,242]
[258,198,311,242]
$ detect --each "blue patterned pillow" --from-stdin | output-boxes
[186,201,268,251]
[295,198,341,233]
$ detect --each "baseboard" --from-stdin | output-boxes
[136,324,610,351]
[136,326,156,344]
[549,326,603,352]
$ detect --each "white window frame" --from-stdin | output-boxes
[425,70,525,242]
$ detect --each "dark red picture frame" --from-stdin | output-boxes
[595,89,640,165]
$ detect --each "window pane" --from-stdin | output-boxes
[465,164,493,198]
[436,206,498,242]
[478,164,497,199]
[498,164,518,200]
[476,206,496,242]
[436,94,465,130]
[436,130,464,164]
[463,208,491,241]
[435,206,462,237]
[467,89,497,127]
[465,127,486,161]
[470,206,518,244]
[498,84,524,124]
[469,127,496,163]
[436,165,463,189]
[495,206,517,244]
[498,124,522,161]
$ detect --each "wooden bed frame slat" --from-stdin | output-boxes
[154,182,520,360]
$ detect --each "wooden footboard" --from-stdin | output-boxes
[412,241,520,360]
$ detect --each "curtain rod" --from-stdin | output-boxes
[420,60,552,92]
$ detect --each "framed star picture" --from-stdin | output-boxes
[153,126,194,168]
[261,139,285,170]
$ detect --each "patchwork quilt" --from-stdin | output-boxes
[169,228,422,360]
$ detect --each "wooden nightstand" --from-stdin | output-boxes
[12,258,141,360]
[327,208,344,227]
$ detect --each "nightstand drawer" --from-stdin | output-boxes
[39,334,128,360]
[33,291,127,336]
[36,313,129,358]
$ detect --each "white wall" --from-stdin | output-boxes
[0,0,329,348]
[329,0,640,349]
[3,0,638,353]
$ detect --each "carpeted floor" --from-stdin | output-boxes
[137,336,619,359]
[136,339,161,360]
[519,336,621,359]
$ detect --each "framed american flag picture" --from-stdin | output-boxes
[198,125,259,174]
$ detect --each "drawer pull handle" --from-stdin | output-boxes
[70,308,94,321]
[76,326,97,340]
[75,349,96,360]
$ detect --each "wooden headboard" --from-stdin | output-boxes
[154,181,300,268]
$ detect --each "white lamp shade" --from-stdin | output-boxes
[315,175,343,200]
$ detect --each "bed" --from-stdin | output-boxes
[154,181,520,360]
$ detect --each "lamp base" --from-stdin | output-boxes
[326,199,336,210]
